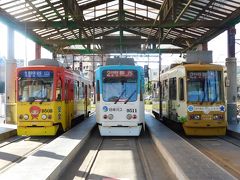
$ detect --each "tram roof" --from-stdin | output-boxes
[28,59,66,67]
[0,1,240,55]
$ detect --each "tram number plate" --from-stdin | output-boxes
[127,108,137,113]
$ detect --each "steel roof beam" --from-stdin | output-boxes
[24,19,222,29]
[61,0,89,39]
[46,38,171,46]
[57,48,183,54]
[25,0,72,40]
[79,0,115,10]
[127,0,161,10]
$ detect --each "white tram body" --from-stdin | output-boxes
[95,58,145,136]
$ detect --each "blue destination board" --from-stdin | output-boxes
[19,70,53,78]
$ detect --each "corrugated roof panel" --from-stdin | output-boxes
[0,0,239,53]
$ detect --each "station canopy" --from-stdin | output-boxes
[0,0,240,55]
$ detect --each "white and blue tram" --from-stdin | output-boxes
[95,58,145,136]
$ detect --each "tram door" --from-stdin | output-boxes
[65,80,70,129]
[168,78,177,121]
[84,85,88,117]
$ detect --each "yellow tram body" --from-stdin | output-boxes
[152,63,227,136]
[17,101,70,136]
[16,59,91,136]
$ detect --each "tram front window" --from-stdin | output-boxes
[102,70,138,102]
[18,70,54,102]
[187,71,222,103]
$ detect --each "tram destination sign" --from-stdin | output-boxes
[19,70,53,78]
[188,71,217,80]
[104,70,136,78]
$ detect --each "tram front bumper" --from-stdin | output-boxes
[183,120,227,136]
[17,125,59,136]
[98,125,142,136]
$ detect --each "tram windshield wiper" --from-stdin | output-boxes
[211,96,217,105]
[39,98,44,104]
[29,97,36,104]
[200,92,205,105]
[114,89,126,104]
[124,90,137,104]
[29,97,46,104]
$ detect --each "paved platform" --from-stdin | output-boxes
[145,113,236,180]
[0,115,96,180]
[0,123,17,141]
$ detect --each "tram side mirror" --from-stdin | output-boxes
[225,77,230,87]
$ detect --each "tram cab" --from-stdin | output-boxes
[95,58,145,136]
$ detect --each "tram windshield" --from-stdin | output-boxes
[187,71,223,103]
[102,70,138,103]
[18,70,54,102]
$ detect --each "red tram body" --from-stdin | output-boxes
[16,59,91,136]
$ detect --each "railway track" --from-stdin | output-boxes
[0,136,53,173]
[59,129,176,180]
[185,135,240,179]
[158,116,240,178]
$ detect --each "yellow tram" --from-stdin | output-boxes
[152,63,227,136]
[16,59,91,136]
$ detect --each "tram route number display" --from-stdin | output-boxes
[188,71,216,80]
[105,70,136,78]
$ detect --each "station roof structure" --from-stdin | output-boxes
[0,0,240,55]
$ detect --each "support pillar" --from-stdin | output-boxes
[7,26,14,60]
[226,26,237,124]
[35,43,41,59]
[119,0,123,56]
[92,55,95,104]
[202,43,208,51]
[195,43,208,51]
[6,26,16,124]
[226,57,237,123]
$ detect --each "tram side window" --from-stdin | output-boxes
[82,82,85,97]
[74,81,79,100]
[169,78,176,100]
[152,82,157,98]
[161,81,164,100]
[79,82,84,99]
[179,78,184,101]
[56,79,62,101]
[65,80,70,101]
[162,80,168,100]
[88,85,91,97]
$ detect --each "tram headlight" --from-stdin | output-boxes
[213,114,224,120]
[23,114,29,120]
[127,114,132,120]
[103,114,108,119]
[48,115,52,119]
[133,114,137,119]
[41,114,47,120]
[108,114,114,120]
[19,114,23,119]
[190,114,201,120]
